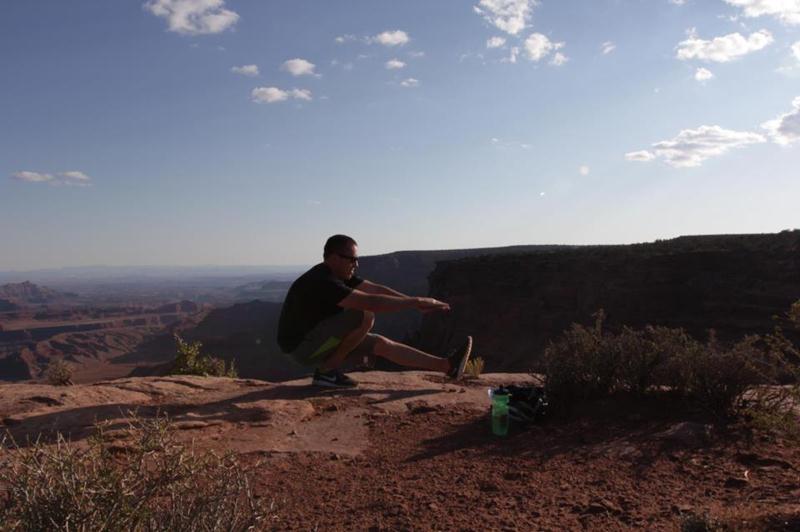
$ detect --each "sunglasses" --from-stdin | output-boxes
[336,253,359,263]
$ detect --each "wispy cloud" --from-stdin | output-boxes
[601,41,616,55]
[143,0,239,35]
[11,170,93,186]
[676,28,773,62]
[579,165,590,176]
[624,150,657,162]
[231,64,259,77]
[523,33,567,64]
[281,58,317,77]
[400,78,420,88]
[626,125,766,167]
[474,0,538,35]
[334,34,357,44]
[385,59,406,70]
[762,96,800,145]
[695,67,714,82]
[723,0,800,25]
[487,36,507,49]
[371,30,410,47]
[251,87,312,104]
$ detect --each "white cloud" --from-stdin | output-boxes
[676,29,773,62]
[762,96,800,145]
[501,46,520,63]
[11,171,53,183]
[371,30,410,47]
[602,41,616,55]
[385,59,406,69]
[281,58,317,77]
[231,64,259,77]
[487,36,507,48]
[550,52,568,66]
[723,0,800,25]
[143,0,239,35]
[579,165,590,176]
[409,51,426,58]
[290,88,312,101]
[474,0,538,35]
[624,150,657,162]
[793,41,800,60]
[400,78,420,88]
[11,170,92,186]
[335,34,357,44]
[670,0,687,5]
[523,33,565,63]
[251,86,313,104]
[58,171,92,187]
[626,125,766,167]
[695,67,715,81]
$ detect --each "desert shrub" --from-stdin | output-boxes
[544,303,800,425]
[543,311,618,403]
[171,334,237,378]
[0,414,271,531]
[464,356,484,379]
[43,359,73,386]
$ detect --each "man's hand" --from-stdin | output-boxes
[414,297,450,313]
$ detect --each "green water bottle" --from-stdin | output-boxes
[491,389,510,436]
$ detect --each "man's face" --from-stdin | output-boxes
[331,243,359,281]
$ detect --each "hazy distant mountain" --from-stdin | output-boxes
[0,281,75,305]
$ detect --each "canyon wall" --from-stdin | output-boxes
[417,232,800,371]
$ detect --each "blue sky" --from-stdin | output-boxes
[2,0,799,270]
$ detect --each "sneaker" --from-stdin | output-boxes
[446,336,473,380]
[312,368,358,388]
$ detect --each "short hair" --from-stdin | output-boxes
[324,234,357,258]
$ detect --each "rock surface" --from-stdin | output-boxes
[2,371,799,530]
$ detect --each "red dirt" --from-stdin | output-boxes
[1,372,798,530]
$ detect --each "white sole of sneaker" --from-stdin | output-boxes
[454,336,473,380]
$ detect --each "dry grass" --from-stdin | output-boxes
[464,356,485,379]
[0,413,272,531]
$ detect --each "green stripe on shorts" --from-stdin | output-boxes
[309,336,341,359]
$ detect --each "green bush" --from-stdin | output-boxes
[171,334,237,378]
[0,414,271,531]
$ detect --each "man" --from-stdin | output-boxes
[277,234,472,388]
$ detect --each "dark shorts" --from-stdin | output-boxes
[289,309,379,367]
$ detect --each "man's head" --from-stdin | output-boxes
[323,234,359,281]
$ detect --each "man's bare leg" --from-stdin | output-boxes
[320,311,375,371]
[373,337,449,373]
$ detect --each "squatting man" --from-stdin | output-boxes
[277,235,473,387]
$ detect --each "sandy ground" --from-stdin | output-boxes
[1,372,798,530]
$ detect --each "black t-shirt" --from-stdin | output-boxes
[276,263,363,352]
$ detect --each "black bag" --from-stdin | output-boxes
[493,385,549,426]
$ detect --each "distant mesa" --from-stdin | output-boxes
[154,300,201,314]
[0,281,75,305]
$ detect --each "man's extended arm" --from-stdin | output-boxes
[338,289,449,314]
[357,279,408,298]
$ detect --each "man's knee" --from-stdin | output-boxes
[372,334,394,354]
[361,310,375,331]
